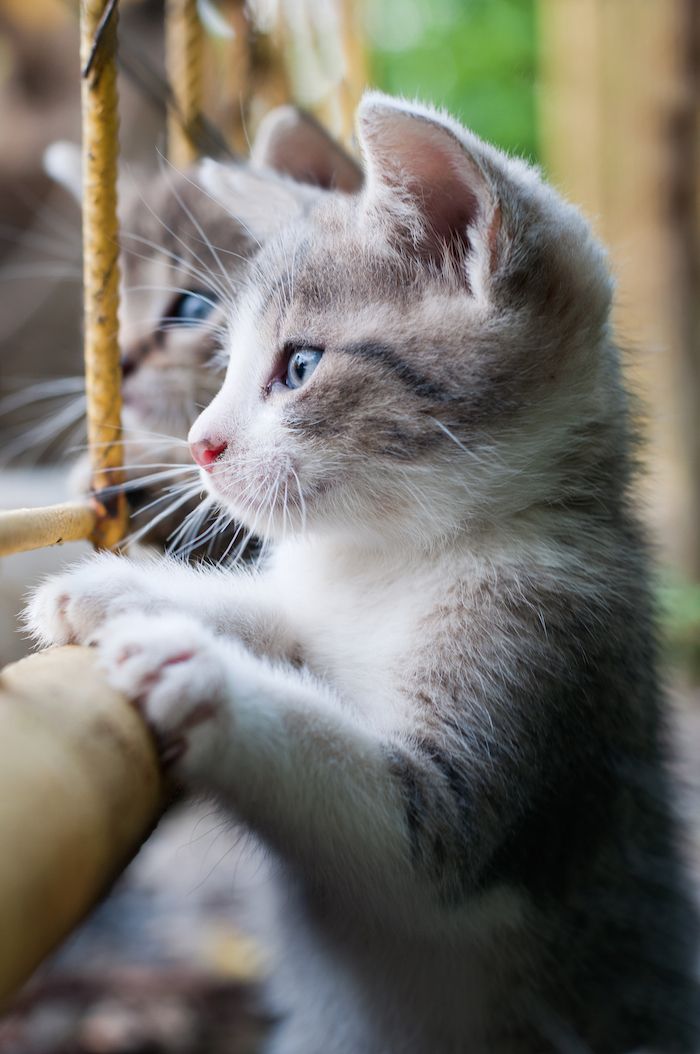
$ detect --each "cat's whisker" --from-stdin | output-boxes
[122,176,232,301]
[0,262,83,283]
[127,475,202,520]
[119,234,230,301]
[156,159,246,291]
[122,482,204,550]
[0,376,85,417]
[84,430,192,449]
[166,484,248,565]
[94,466,202,499]
[431,418,484,462]
[289,466,307,534]
[199,509,243,566]
[201,476,269,566]
[0,223,81,259]
[167,494,218,555]
[264,474,282,541]
[124,282,239,298]
[156,320,222,337]
[0,395,88,465]
[281,479,289,542]
[161,155,265,257]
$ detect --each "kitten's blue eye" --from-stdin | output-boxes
[171,290,218,324]
[287,347,323,389]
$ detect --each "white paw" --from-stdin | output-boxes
[96,613,230,775]
[24,552,165,648]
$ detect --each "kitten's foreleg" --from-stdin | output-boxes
[95,611,451,924]
[25,552,295,663]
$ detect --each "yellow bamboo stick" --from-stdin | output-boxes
[165,0,203,166]
[334,0,365,151]
[0,503,97,558]
[0,646,163,1003]
[81,0,128,550]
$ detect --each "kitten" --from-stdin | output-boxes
[27,94,700,1053]
[46,108,363,558]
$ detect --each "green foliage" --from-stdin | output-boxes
[658,579,700,683]
[366,0,538,162]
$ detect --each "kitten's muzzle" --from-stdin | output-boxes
[189,438,227,472]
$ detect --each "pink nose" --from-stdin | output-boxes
[190,438,227,470]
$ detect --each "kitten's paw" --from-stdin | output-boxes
[24,553,162,647]
[96,613,230,776]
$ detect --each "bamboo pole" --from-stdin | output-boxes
[0,646,162,1003]
[165,0,203,166]
[0,503,97,558]
[81,0,128,550]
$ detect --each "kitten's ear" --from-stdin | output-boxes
[357,95,501,275]
[197,158,306,238]
[251,106,363,193]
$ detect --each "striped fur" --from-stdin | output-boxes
[28,94,700,1053]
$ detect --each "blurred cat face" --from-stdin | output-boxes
[118,172,254,443]
[117,119,361,447]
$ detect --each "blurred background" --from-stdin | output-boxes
[1,1,700,1051]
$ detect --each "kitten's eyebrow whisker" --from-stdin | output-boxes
[123,166,235,296]
[122,286,236,318]
[120,234,229,301]
[124,283,238,298]
[156,319,221,334]
[156,151,265,256]
[153,161,239,302]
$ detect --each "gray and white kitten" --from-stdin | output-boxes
[28,93,700,1053]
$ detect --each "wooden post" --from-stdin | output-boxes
[538,0,694,575]
[165,0,204,166]
[0,647,162,1003]
[0,503,97,558]
[667,0,700,580]
[81,0,128,549]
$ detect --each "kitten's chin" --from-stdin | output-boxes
[199,456,337,540]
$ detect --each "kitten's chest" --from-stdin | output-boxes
[267,545,434,720]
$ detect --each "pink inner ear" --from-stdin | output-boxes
[361,106,493,256]
[252,106,364,193]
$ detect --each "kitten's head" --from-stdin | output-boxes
[189,94,621,548]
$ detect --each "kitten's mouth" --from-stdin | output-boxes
[197,451,321,530]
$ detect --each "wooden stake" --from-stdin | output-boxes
[166,0,204,166]
[81,0,128,549]
[0,503,97,557]
[0,647,162,1003]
